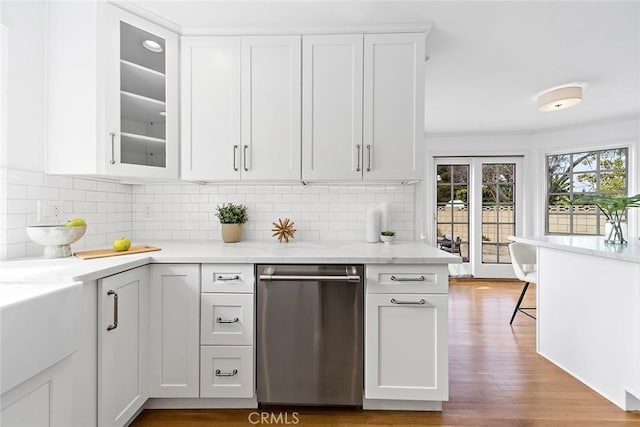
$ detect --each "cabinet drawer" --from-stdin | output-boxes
[200,346,254,398]
[202,264,254,293]
[201,294,254,346]
[366,265,449,294]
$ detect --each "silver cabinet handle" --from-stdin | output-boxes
[215,369,238,377]
[356,144,361,172]
[107,290,118,331]
[366,144,372,172]
[259,274,361,283]
[109,132,116,165]
[391,298,427,305]
[216,317,239,324]
[233,145,239,172]
[217,275,240,281]
[391,275,425,282]
[243,145,249,172]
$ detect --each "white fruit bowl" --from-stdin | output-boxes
[26,225,87,258]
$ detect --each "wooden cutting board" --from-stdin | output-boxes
[75,245,161,260]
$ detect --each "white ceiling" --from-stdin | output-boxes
[122,0,640,134]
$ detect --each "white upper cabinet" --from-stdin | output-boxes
[181,31,425,183]
[181,37,241,181]
[241,36,302,181]
[363,33,425,181]
[46,2,178,180]
[302,35,364,181]
[181,35,301,181]
[302,32,425,182]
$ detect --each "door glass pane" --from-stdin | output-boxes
[436,164,469,262]
[120,22,166,168]
[481,163,516,265]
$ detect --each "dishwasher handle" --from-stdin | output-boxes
[259,274,361,283]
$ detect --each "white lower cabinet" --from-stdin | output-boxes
[200,264,255,400]
[0,356,73,427]
[200,346,254,398]
[98,266,149,427]
[149,264,201,398]
[365,266,449,403]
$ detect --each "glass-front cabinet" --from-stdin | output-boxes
[119,23,167,168]
[106,6,178,178]
[46,2,177,179]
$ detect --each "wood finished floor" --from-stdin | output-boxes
[131,279,640,426]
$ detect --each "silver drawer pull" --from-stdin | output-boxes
[391,298,426,305]
[390,275,425,282]
[216,317,239,324]
[107,290,118,331]
[215,369,238,377]
[217,275,240,281]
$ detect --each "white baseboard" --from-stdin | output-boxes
[362,398,442,411]
[144,397,258,409]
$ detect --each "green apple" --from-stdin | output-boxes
[113,237,131,252]
[65,218,87,227]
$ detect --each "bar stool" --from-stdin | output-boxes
[508,242,537,325]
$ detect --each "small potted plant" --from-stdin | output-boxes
[215,203,248,243]
[380,230,396,244]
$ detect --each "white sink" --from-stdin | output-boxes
[1,280,82,394]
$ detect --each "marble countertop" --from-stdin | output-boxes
[0,239,461,286]
[510,235,640,264]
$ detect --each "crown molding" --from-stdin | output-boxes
[108,1,434,38]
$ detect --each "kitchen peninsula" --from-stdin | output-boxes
[510,236,640,411]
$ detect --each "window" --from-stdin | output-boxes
[546,148,628,235]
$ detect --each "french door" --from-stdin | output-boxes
[435,157,523,278]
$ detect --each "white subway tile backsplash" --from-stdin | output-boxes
[8,170,44,186]
[1,169,134,259]
[60,189,86,202]
[7,184,27,199]
[73,178,97,191]
[2,168,416,260]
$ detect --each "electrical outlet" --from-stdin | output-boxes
[143,204,153,219]
[37,201,63,224]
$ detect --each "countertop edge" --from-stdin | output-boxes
[510,235,640,264]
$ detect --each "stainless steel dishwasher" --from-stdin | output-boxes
[256,264,363,406]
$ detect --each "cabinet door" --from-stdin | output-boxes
[104,5,179,179]
[363,33,425,181]
[241,36,301,181]
[149,265,200,398]
[181,37,241,181]
[302,34,363,181]
[365,293,448,401]
[98,266,149,427]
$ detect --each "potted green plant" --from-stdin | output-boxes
[215,203,248,243]
[572,193,640,244]
[380,230,396,244]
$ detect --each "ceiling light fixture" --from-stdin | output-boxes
[142,40,163,53]
[537,86,583,112]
